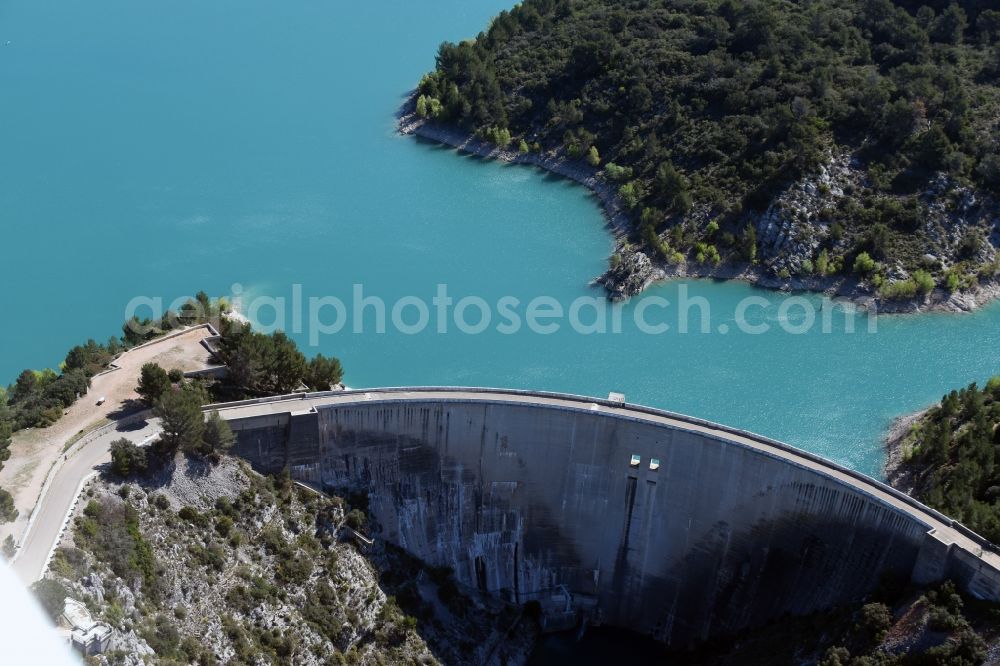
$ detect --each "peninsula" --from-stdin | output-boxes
[403,0,1000,311]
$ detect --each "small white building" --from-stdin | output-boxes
[62,598,112,656]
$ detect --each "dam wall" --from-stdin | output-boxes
[219,389,1000,646]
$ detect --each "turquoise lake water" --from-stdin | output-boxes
[2,0,1000,477]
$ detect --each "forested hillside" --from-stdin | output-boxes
[415,0,1000,299]
[889,378,1000,542]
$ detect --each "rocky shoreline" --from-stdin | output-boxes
[398,107,631,238]
[596,249,1000,314]
[399,98,1000,314]
[883,407,931,495]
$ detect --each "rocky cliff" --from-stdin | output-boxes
[39,456,533,665]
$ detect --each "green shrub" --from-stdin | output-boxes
[857,602,892,643]
[345,509,367,532]
[879,272,933,300]
[277,553,314,584]
[84,499,100,518]
[816,249,835,275]
[215,515,234,537]
[178,506,209,528]
[415,94,443,119]
[104,602,124,627]
[880,279,918,300]
[189,543,226,571]
[261,524,290,555]
[143,614,181,658]
[913,270,935,295]
[694,243,721,265]
[853,252,877,275]
[482,126,511,147]
[618,181,644,209]
[215,322,319,398]
[50,548,88,578]
[215,496,236,517]
[0,488,18,523]
[2,535,16,560]
[136,363,171,406]
[303,354,344,392]
[604,163,633,181]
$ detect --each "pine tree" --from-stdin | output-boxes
[155,387,205,454]
[201,411,235,456]
[137,363,172,405]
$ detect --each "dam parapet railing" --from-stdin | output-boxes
[205,386,997,556]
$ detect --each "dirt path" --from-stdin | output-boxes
[0,325,217,547]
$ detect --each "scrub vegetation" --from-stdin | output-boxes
[36,458,530,664]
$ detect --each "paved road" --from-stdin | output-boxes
[0,325,216,552]
[11,418,162,584]
[210,387,1000,571]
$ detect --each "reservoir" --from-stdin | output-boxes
[2,0,999,478]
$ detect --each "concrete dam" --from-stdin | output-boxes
[211,388,1000,645]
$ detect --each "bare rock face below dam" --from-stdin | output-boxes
[217,389,1000,647]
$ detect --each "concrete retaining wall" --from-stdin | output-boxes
[222,392,995,646]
